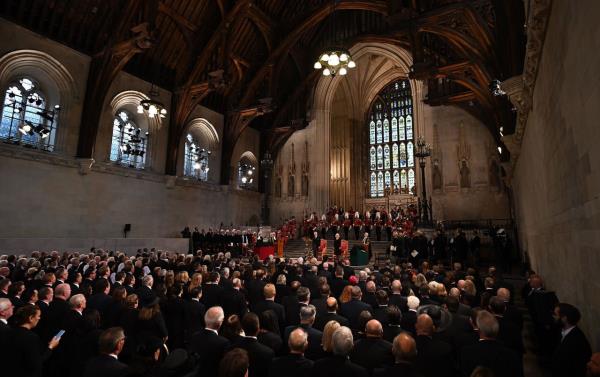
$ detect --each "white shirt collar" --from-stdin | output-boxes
[0,318,7,324]
[561,325,575,340]
[108,353,119,360]
[205,328,219,335]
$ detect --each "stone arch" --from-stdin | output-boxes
[0,49,77,153]
[179,117,220,181]
[104,90,159,170]
[309,42,424,211]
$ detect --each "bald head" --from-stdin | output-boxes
[326,297,338,312]
[205,306,225,330]
[54,283,71,300]
[365,319,383,338]
[391,280,402,293]
[497,287,510,301]
[366,281,376,292]
[288,328,308,354]
[415,314,434,336]
[392,333,417,363]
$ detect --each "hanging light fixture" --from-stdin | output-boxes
[313,1,356,77]
[138,83,167,119]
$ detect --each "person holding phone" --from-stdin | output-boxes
[7,304,61,377]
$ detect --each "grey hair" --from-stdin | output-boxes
[142,275,153,286]
[69,294,86,309]
[300,304,316,322]
[476,310,499,338]
[331,326,354,356]
[0,298,11,312]
[407,295,420,310]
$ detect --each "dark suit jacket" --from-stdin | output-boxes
[460,339,523,377]
[373,362,423,377]
[188,329,230,377]
[383,324,403,343]
[269,353,314,377]
[284,324,323,360]
[8,326,51,377]
[183,299,205,342]
[388,294,408,312]
[415,335,456,377]
[314,311,349,331]
[202,283,225,308]
[254,299,286,333]
[400,310,417,335]
[351,337,393,373]
[258,330,283,354]
[363,292,378,309]
[43,297,70,342]
[330,278,349,299]
[310,296,329,318]
[373,305,390,326]
[232,336,275,377]
[87,293,113,320]
[552,326,592,377]
[312,355,368,377]
[340,299,373,330]
[222,288,248,318]
[83,354,130,377]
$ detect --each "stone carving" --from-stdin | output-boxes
[301,140,309,196]
[432,161,443,190]
[275,177,282,198]
[501,0,553,170]
[456,122,471,189]
[431,123,443,191]
[288,143,296,198]
[288,175,295,197]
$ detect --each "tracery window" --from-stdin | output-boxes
[1,77,58,151]
[367,79,414,197]
[109,110,148,169]
[184,133,211,181]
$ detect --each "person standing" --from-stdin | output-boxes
[552,303,592,377]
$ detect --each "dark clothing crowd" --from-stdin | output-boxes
[0,246,593,377]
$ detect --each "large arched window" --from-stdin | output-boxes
[182,118,219,181]
[238,152,258,190]
[367,79,415,197]
[109,109,148,169]
[1,77,59,151]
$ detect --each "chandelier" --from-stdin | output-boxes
[313,48,356,76]
[137,84,167,119]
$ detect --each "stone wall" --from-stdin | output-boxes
[512,0,600,348]
[0,19,261,248]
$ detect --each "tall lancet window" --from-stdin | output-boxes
[367,79,414,197]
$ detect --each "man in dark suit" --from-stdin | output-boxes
[388,280,408,312]
[136,275,156,307]
[460,310,523,377]
[0,298,13,342]
[269,328,314,377]
[373,332,422,377]
[284,305,323,360]
[552,303,592,377]
[83,327,129,377]
[254,283,286,334]
[351,319,393,373]
[340,286,373,330]
[285,286,310,327]
[43,283,71,342]
[401,296,420,336]
[184,287,206,343]
[415,313,456,377]
[312,326,368,377]
[232,312,274,377]
[488,296,524,356]
[315,297,349,331]
[497,287,523,330]
[373,290,391,326]
[304,266,321,299]
[363,281,379,309]
[310,284,330,318]
[203,271,225,308]
[87,279,113,321]
[189,306,230,377]
[330,267,349,299]
[222,277,248,318]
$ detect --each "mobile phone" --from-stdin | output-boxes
[55,330,65,338]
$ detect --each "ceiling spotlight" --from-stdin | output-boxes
[497,146,502,154]
[339,67,347,76]
[323,68,331,76]
[348,60,356,68]
[313,61,322,69]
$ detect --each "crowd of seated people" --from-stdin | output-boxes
[0,248,595,377]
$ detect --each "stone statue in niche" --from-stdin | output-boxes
[301,174,309,196]
[275,177,282,197]
[489,160,501,190]
[459,160,471,188]
[432,160,442,190]
[288,175,295,197]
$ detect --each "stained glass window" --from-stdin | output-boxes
[1,77,58,151]
[408,169,415,192]
[110,110,148,169]
[370,147,376,170]
[383,118,389,143]
[392,143,399,168]
[384,144,390,169]
[367,79,414,197]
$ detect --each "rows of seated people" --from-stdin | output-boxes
[0,249,595,377]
